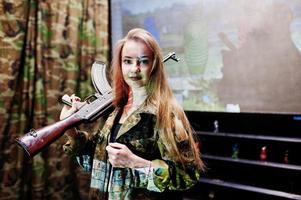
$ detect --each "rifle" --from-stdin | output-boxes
[15,52,179,157]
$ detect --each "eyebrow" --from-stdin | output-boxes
[137,55,149,59]
[123,55,150,59]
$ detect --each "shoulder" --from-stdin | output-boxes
[139,102,157,115]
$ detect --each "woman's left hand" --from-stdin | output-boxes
[106,143,150,168]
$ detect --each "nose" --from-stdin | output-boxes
[130,61,141,73]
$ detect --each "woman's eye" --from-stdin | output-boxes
[123,59,132,65]
[140,59,149,65]
[139,59,150,65]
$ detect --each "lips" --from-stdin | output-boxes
[129,74,142,80]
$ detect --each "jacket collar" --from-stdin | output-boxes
[103,102,157,141]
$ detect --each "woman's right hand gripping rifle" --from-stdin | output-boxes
[60,94,86,120]
[59,94,86,138]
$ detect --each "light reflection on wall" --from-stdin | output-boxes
[110,0,301,114]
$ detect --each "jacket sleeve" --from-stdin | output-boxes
[62,117,107,172]
[132,136,201,192]
[148,138,201,192]
[62,128,89,156]
[62,129,97,172]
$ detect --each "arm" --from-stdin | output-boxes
[61,95,89,156]
[61,95,106,171]
[106,138,201,192]
[62,128,89,156]
[145,137,201,192]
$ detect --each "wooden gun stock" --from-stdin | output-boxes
[15,114,82,157]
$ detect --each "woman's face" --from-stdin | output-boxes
[121,39,153,89]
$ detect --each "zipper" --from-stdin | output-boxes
[105,109,123,199]
[105,163,113,199]
[105,132,112,199]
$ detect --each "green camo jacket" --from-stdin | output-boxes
[63,103,201,200]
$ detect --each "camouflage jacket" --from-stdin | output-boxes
[63,103,201,200]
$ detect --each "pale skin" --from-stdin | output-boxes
[60,39,153,169]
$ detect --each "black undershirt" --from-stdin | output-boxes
[110,123,122,142]
[110,110,123,142]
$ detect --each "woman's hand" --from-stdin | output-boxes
[59,94,85,120]
[106,143,150,168]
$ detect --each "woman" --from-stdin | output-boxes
[60,28,204,200]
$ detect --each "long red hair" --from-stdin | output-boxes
[111,28,204,170]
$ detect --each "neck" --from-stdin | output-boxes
[123,87,147,115]
[131,87,147,106]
